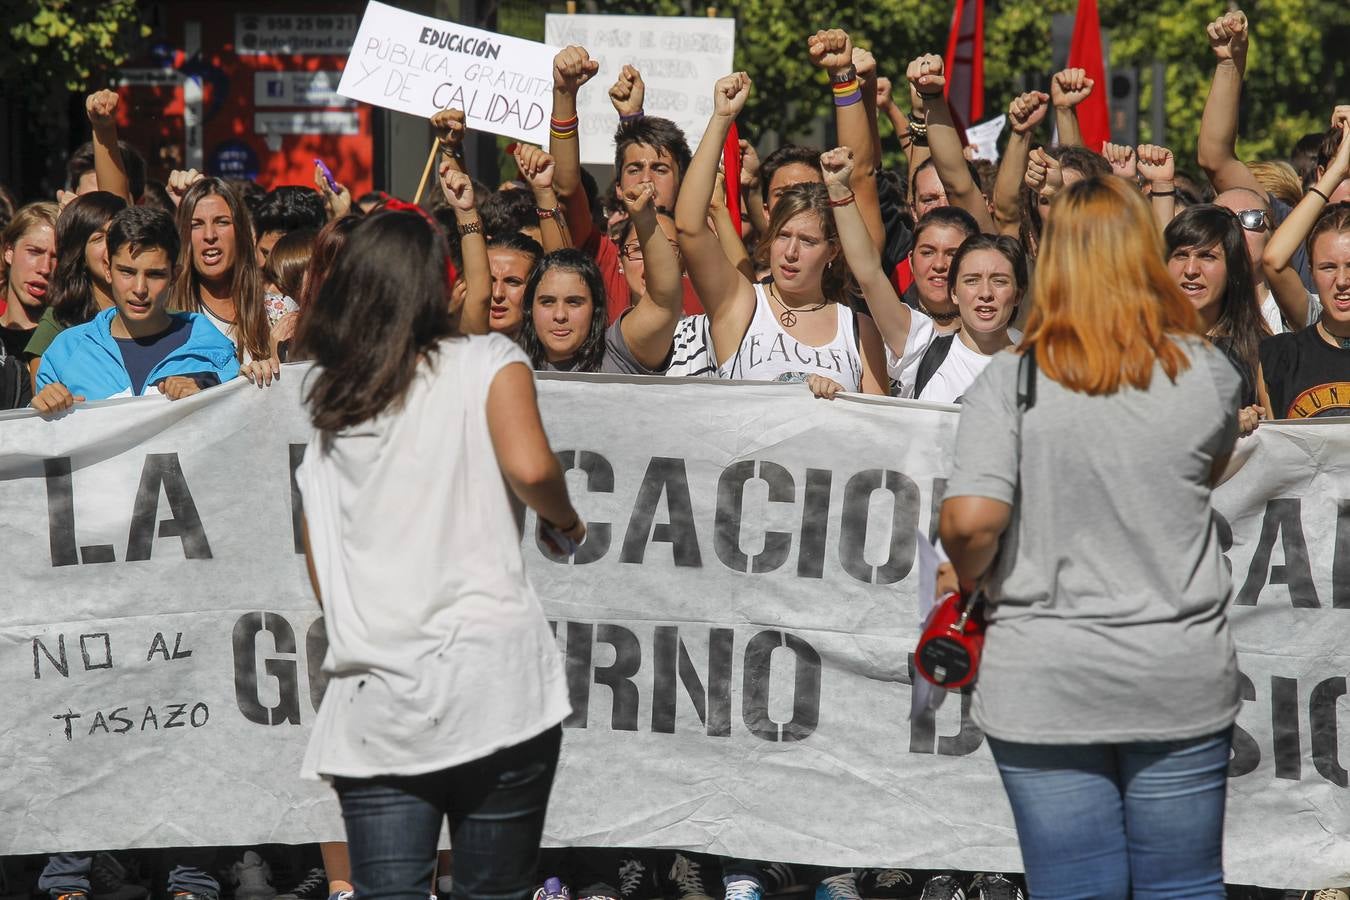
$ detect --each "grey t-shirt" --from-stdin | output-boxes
[946,339,1242,744]
[538,318,665,375]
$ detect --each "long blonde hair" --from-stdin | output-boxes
[1022,177,1199,395]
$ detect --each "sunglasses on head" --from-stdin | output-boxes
[1232,208,1269,232]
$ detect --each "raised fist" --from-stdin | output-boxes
[608,64,645,117]
[620,181,656,219]
[807,29,854,74]
[439,166,476,213]
[514,144,556,192]
[430,108,466,150]
[1008,91,1050,134]
[907,54,946,98]
[851,46,877,82]
[738,138,762,189]
[1135,144,1175,185]
[1207,10,1249,66]
[875,76,895,111]
[1102,142,1137,180]
[86,89,120,130]
[819,147,855,188]
[1051,68,1094,108]
[1025,147,1063,197]
[713,72,752,119]
[167,169,203,207]
[553,45,599,95]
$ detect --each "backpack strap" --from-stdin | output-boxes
[912,333,956,398]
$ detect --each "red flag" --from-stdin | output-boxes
[943,0,985,126]
[722,122,742,229]
[1067,0,1110,152]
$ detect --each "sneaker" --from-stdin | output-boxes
[171,893,219,900]
[231,853,276,900]
[89,856,147,900]
[761,865,809,896]
[52,894,88,900]
[968,875,1021,900]
[534,878,572,900]
[616,859,657,900]
[814,873,861,900]
[723,878,762,900]
[917,876,964,900]
[856,870,915,900]
[277,870,326,900]
[667,855,711,900]
[1302,893,1350,900]
[327,892,353,900]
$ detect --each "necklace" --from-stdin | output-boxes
[1319,321,1350,350]
[919,299,960,324]
[769,283,827,327]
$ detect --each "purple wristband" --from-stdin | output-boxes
[619,110,645,122]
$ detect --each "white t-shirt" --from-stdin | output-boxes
[885,309,938,396]
[297,334,570,779]
[718,282,863,390]
[1260,289,1324,335]
[198,301,256,364]
[917,333,995,404]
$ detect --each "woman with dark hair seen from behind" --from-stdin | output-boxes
[279,215,362,362]
[940,177,1242,899]
[520,180,682,373]
[23,191,127,380]
[1261,118,1350,419]
[1165,205,1274,432]
[293,208,579,900]
[171,177,277,380]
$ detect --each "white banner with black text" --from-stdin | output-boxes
[1,370,1346,887]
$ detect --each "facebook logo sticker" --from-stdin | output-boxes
[267,79,285,98]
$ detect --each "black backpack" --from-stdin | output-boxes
[911,333,956,399]
[0,353,32,410]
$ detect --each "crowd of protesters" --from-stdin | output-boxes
[2,5,1349,900]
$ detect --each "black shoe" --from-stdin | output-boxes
[969,875,1022,900]
[917,876,965,900]
[277,870,327,900]
[761,864,810,896]
[616,858,659,900]
[857,870,917,900]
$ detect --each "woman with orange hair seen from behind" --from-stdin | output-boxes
[939,177,1241,899]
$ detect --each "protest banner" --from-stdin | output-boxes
[338,1,556,144]
[543,14,736,166]
[2,374,1347,888]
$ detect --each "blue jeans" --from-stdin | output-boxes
[334,725,562,900]
[987,729,1231,900]
[39,851,218,897]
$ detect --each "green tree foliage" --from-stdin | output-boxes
[0,0,149,91]
[512,0,1347,168]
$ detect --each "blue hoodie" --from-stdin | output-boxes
[35,307,239,400]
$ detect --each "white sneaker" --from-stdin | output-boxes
[231,852,277,900]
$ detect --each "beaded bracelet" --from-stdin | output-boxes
[457,220,483,236]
